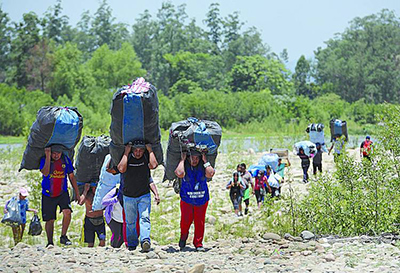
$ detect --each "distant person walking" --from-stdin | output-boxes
[40,145,80,247]
[226,172,245,216]
[253,170,269,209]
[313,143,323,175]
[3,188,38,245]
[175,151,215,252]
[329,136,345,163]
[238,163,253,215]
[297,148,311,183]
[360,136,373,160]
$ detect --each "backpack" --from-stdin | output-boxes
[363,140,372,156]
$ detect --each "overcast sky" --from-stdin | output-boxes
[2,0,399,70]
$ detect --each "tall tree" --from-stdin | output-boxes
[204,3,223,53]
[293,55,312,97]
[228,55,292,94]
[25,39,55,92]
[315,9,400,103]
[9,12,41,87]
[0,6,11,82]
[42,0,70,44]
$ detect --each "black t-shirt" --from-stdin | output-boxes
[122,151,150,198]
[313,150,323,164]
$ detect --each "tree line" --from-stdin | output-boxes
[0,1,397,135]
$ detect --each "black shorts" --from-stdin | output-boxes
[84,216,106,244]
[42,192,72,221]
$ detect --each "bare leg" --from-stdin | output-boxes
[45,220,55,244]
[11,226,21,245]
[19,224,25,242]
[99,240,105,247]
[61,209,71,236]
[234,209,239,215]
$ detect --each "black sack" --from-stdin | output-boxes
[74,135,111,183]
[329,119,348,142]
[163,118,222,181]
[28,215,42,236]
[19,106,83,171]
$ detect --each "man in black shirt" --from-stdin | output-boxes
[117,140,159,252]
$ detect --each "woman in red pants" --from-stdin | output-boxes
[175,150,215,252]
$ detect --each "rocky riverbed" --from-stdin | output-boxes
[1,146,400,272]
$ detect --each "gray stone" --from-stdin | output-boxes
[300,230,315,240]
[284,233,295,241]
[207,215,217,225]
[145,251,159,259]
[324,253,336,262]
[262,233,281,241]
[188,264,205,273]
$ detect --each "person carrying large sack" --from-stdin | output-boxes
[117,140,160,252]
[175,150,215,252]
[40,145,80,246]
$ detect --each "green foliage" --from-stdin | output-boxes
[228,55,292,94]
[50,42,93,99]
[88,43,145,89]
[315,9,400,103]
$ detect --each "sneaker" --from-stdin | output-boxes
[46,242,54,248]
[195,246,206,252]
[128,246,137,251]
[244,208,249,215]
[178,239,186,251]
[141,240,151,252]
[60,235,72,246]
[239,212,243,217]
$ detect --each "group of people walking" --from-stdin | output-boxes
[226,159,291,215]
[4,136,374,247]
[4,142,215,252]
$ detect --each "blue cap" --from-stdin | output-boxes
[366,136,370,139]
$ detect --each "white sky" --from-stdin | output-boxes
[2,0,399,70]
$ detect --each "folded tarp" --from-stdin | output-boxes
[329,119,348,142]
[74,135,111,184]
[163,117,222,181]
[19,106,83,171]
[294,141,317,157]
[109,77,163,167]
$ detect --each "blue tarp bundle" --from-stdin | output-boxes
[306,123,328,152]
[163,117,222,181]
[258,153,280,172]
[19,106,83,171]
[294,141,317,157]
[109,78,163,167]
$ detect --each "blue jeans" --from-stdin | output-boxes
[123,193,151,247]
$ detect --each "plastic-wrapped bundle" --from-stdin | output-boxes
[163,117,222,181]
[329,119,348,142]
[258,153,280,172]
[109,78,163,167]
[19,106,83,171]
[74,135,111,184]
[306,123,328,152]
[294,141,317,157]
